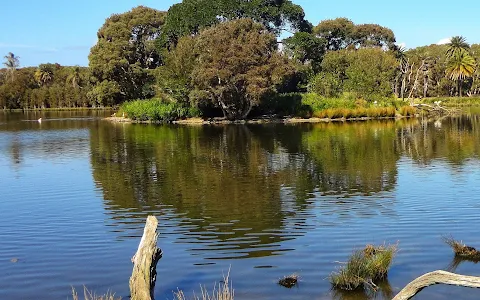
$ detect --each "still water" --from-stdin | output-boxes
[1,111,480,300]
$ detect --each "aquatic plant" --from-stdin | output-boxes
[443,236,480,259]
[330,244,397,291]
[71,286,120,300]
[174,271,234,300]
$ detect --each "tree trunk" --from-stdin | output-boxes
[129,216,163,300]
[459,79,463,97]
[393,270,480,300]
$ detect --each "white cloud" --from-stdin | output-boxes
[396,42,407,49]
[437,37,451,45]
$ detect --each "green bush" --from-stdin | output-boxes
[120,98,197,122]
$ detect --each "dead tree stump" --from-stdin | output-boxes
[393,270,480,300]
[129,215,162,300]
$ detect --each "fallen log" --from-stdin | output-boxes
[393,270,480,300]
[129,216,163,300]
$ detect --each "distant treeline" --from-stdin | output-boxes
[0,63,90,109]
[1,1,479,118]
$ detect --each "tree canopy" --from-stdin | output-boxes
[89,6,166,105]
[314,18,396,51]
[190,19,297,120]
[160,0,311,47]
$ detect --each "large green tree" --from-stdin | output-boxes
[89,6,166,105]
[190,19,297,120]
[160,0,311,47]
[446,36,470,58]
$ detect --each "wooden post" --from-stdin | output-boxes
[129,216,163,300]
[393,270,480,300]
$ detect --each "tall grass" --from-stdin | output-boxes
[443,236,480,259]
[119,98,200,122]
[71,287,120,300]
[173,271,234,300]
[330,244,397,291]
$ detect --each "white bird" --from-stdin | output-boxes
[38,118,42,123]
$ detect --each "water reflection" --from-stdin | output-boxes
[89,120,421,259]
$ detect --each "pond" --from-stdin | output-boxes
[1,111,480,300]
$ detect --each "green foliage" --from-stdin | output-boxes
[154,36,196,105]
[282,32,326,73]
[89,6,166,104]
[313,49,398,100]
[330,244,397,291]
[160,0,311,47]
[120,98,197,122]
[190,19,297,120]
[314,18,396,51]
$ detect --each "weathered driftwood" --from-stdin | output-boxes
[129,216,163,300]
[393,270,480,300]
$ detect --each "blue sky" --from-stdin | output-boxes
[1,0,478,67]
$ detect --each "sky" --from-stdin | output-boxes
[1,0,479,67]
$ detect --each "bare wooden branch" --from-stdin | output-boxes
[129,216,163,300]
[393,270,480,300]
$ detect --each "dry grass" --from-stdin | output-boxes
[330,244,397,291]
[443,236,480,259]
[71,287,121,300]
[174,271,234,300]
[278,273,299,288]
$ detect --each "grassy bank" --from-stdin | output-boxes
[296,93,416,119]
[416,97,480,107]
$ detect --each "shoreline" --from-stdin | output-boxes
[104,115,411,125]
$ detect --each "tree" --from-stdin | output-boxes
[154,36,197,105]
[313,18,354,51]
[3,52,20,81]
[313,18,396,51]
[66,66,82,89]
[446,36,470,58]
[160,0,311,48]
[446,50,476,97]
[282,32,326,73]
[190,19,297,120]
[34,64,55,86]
[311,48,398,100]
[89,6,166,104]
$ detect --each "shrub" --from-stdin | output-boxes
[398,106,417,116]
[119,98,197,122]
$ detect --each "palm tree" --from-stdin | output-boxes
[446,36,470,58]
[3,52,20,81]
[446,49,476,97]
[66,66,81,89]
[34,64,54,86]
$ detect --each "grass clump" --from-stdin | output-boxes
[119,98,200,122]
[71,287,120,300]
[174,271,234,300]
[330,244,397,291]
[443,236,480,259]
[398,106,417,117]
[278,273,299,288]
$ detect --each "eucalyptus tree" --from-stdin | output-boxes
[190,19,297,120]
[3,52,20,81]
[446,50,476,97]
[89,6,166,105]
[66,66,82,89]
